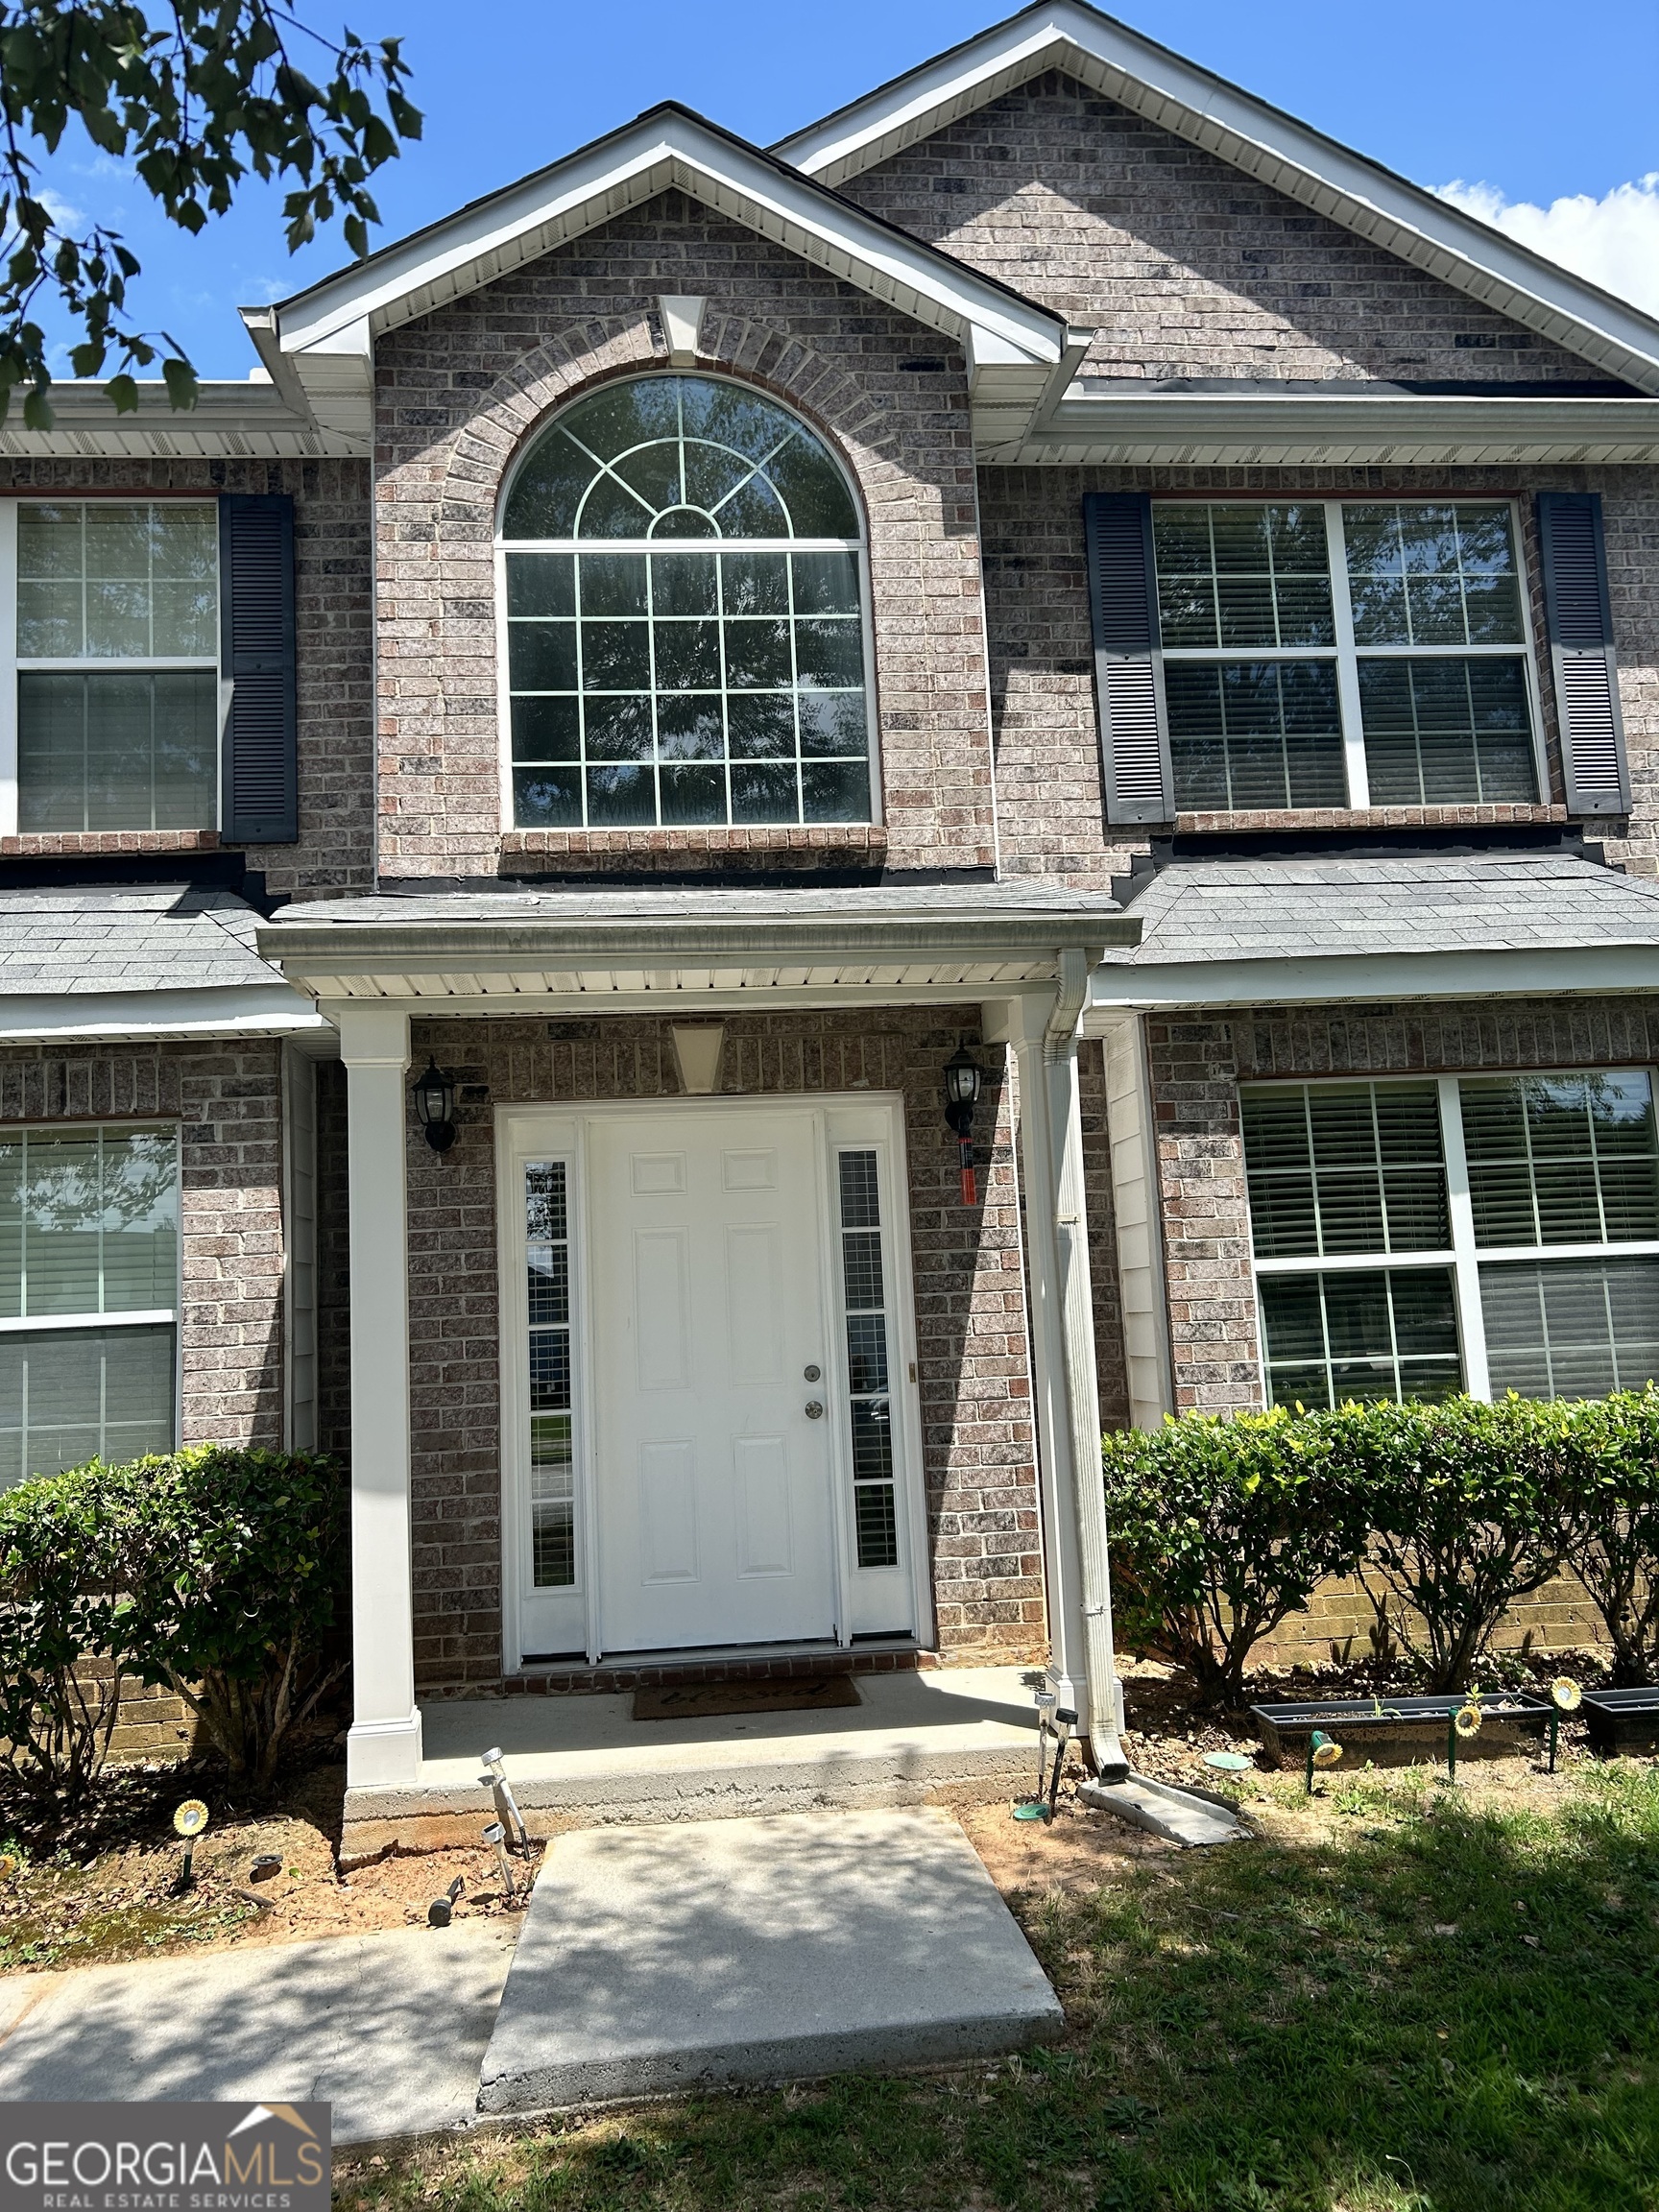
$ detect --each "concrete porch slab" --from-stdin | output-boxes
[476,1808,1064,2113]
[345,1666,1044,1855]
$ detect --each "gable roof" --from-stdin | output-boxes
[776,0,1659,397]
[245,101,1078,451]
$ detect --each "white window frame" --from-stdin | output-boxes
[492,372,881,836]
[1152,495,1550,813]
[0,1118,183,1483]
[0,495,223,839]
[1244,1068,1659,1405]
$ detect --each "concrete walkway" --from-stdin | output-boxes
[479,1808,1064,2114]
[0,1922,516,2147]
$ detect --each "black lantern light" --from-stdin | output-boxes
[943,1041,983,1205]
[413,1057,458,1153]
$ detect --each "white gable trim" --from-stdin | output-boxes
[776,0,1659,397]
[265,106,1069,372]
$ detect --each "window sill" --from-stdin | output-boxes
[1173,805,1571,835]
[0,830,222,855]
[500,825,887,859]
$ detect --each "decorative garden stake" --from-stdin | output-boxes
[1449,1698,1483,1780]
[1548,1677,1582,1773]
[1306,1729,1342,1794]
[171,1800,209,1895]
[0,1854,18,1885]
[942,1043,983,1206]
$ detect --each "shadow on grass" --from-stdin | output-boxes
[336,1767,1659,2212]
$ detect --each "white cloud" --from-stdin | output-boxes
[1437,175,1659,317]
[38,189,86,230]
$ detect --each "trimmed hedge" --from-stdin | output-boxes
[0,1447,347,1815]
[1104,1390,1659,1702]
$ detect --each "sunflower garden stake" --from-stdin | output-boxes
[1549,1677,1581,1772]
[1449,1696,1483,1780]
[170,1800,209,1895]
[1306,1729,1342,1795]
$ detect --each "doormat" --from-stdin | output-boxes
[633,1676,863,1721]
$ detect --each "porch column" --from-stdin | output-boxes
[331,1001,422,1789]
[992,968,1129,1774]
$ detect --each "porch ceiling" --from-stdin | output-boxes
[258,884,1138,1016]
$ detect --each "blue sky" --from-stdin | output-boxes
[31,0,1659,379]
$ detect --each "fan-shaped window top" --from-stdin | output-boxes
[499,375,872,833]
[503,374,859,541]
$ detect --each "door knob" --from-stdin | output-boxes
[805,1400,825,1419]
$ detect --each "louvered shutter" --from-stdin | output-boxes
[1083,492,1172,825]
[1536,491,1628,816]
[219,493,298,843]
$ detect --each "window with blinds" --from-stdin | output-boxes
[1242,1070,1659,1408]
[525,1161,576,1588]
[836,1149,900,1571]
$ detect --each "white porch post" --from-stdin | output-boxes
[332,1000,422,1789]
[992,966,1129,1775]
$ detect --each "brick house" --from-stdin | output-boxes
[3,1,1658,1817]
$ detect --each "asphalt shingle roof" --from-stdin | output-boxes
[0,886,278,996]
[1104,855,1659,966]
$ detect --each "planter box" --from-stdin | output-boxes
[1250,1693,1553,1769]
[1579,1688,1659,1756]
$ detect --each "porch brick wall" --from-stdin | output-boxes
[976,461,1659,885]
[841,72,1596,384]
[1142,994,1659,1412]
[0,460,374,899]
[373,192,997,880]
[397,1011,1045,1694]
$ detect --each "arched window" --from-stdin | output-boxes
[500,374,872,830]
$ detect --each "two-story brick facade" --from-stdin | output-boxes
[4,1,1659,1826]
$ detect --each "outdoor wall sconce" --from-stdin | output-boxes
[943,1041,983,1205]
[413,1057,458,1153]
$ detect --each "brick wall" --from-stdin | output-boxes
[0,461,374,899]
[396,1010,1044,1693]
[372,190,997,879]
[1142,994,1659,1414]
[978,461,1659,883]
[842,72,1598,386]
[0,1040,287,1444]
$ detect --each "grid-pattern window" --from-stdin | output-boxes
[525,1162,575,1588]
[12,503,220,831]
[1151,498,1542,813]
[501,375,871,831]
[1242,1070,1659,1408]
[0,1125,179,1487]
[837,1150,900,1571]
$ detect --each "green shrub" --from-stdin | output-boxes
[0,1462,131,1815]
[1102,1407,1371,1706]
[111,1447,348,1787]
[1563,1388,1659,1685]
[1318,1396,1576,1693]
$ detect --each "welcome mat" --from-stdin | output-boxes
[632,1676,863,1722]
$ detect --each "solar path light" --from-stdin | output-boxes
[481,1745,530,1852]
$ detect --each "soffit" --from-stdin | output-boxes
[776,0,1659,397]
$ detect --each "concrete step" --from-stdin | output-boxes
[477,1808,1064,2114]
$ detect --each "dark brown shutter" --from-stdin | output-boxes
[1083,492,1172,825]
[220,493,298,843]
[1536,491,1628,816]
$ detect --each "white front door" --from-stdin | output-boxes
[588,1105,837,1653]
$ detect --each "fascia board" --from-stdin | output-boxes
[0,987,331,1043]
[1008,393,1659,467]
[260,912,1138,977]
[273,115,1067,367]
[776,2,1659,393]
[1087,944,1659,1014]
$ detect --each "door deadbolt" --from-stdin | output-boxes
[805,1400,825,1419]
[804,1363,822,1382]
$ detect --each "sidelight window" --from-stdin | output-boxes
[836,1149,899,1570]
[525,1161,576,1587]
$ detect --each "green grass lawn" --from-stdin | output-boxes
[335,1766,1659,2212]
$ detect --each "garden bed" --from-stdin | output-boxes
[1580,1687,1659,1756]
[1250,1690,1554,1769]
